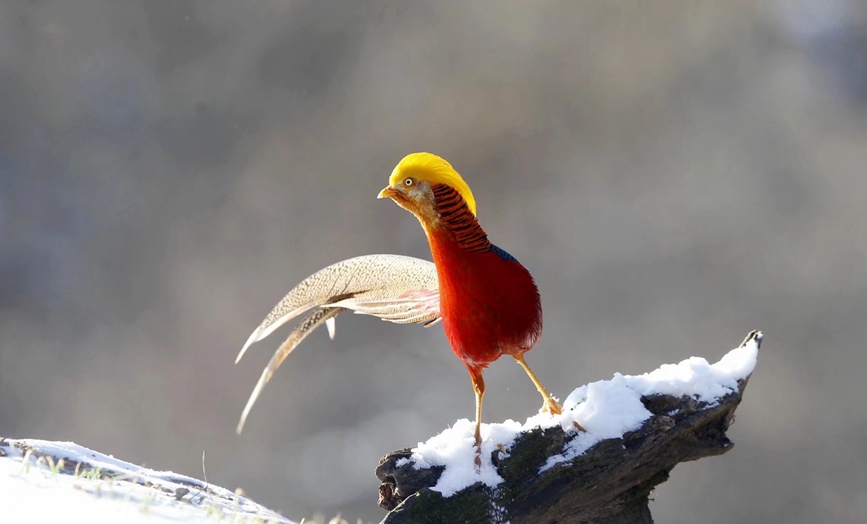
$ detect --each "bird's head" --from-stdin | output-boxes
[377,153,477,223]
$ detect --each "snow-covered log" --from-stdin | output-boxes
[376,330,762,524]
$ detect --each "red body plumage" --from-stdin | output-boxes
[415,180,548,435]
[428,226,542,373]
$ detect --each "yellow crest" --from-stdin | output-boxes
[389,153,477,216]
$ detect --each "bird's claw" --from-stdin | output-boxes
[540,397,586,431]
[474,429,483,468]
[540,397,563,416]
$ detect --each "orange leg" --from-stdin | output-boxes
[515,355,586,431]
[514,354,562,415]
[467,366,485,467]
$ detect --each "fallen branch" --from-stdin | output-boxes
[376,330,762,524]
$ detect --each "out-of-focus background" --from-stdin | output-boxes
[2,1,866,522]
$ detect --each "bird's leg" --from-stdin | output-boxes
[515,355,586,431]
[468,366,486,467]
[514,354,562,414]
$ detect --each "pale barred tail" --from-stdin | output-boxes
[237,307,344,434]
[235,254,440,433]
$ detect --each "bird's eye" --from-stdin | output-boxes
[404,178,414,187]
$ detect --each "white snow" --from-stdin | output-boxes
[401,334,760,497]
[0,439,294,524]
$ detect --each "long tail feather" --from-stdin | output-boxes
[235,254,441,434]
[237,307,345,434]
[235,254,439,364]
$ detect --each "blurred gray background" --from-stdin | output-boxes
[2,1,866,522]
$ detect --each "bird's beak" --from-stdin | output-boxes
[378,186,398,199]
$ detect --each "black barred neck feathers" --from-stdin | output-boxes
[431,183,492,254]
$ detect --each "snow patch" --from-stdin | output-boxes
[0,439,294,523]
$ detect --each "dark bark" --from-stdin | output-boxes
[376,330,762,524]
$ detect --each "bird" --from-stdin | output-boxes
[235,152,573,462]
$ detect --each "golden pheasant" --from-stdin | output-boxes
[236,153,568,461]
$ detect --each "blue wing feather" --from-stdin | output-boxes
[490,244,520,264]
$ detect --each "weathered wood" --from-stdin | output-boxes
[376,330,762,524]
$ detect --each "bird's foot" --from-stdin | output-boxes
[540,397,586,431]
[473,429,483,468]
[540,397,563,416]
[473,438,483,468]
